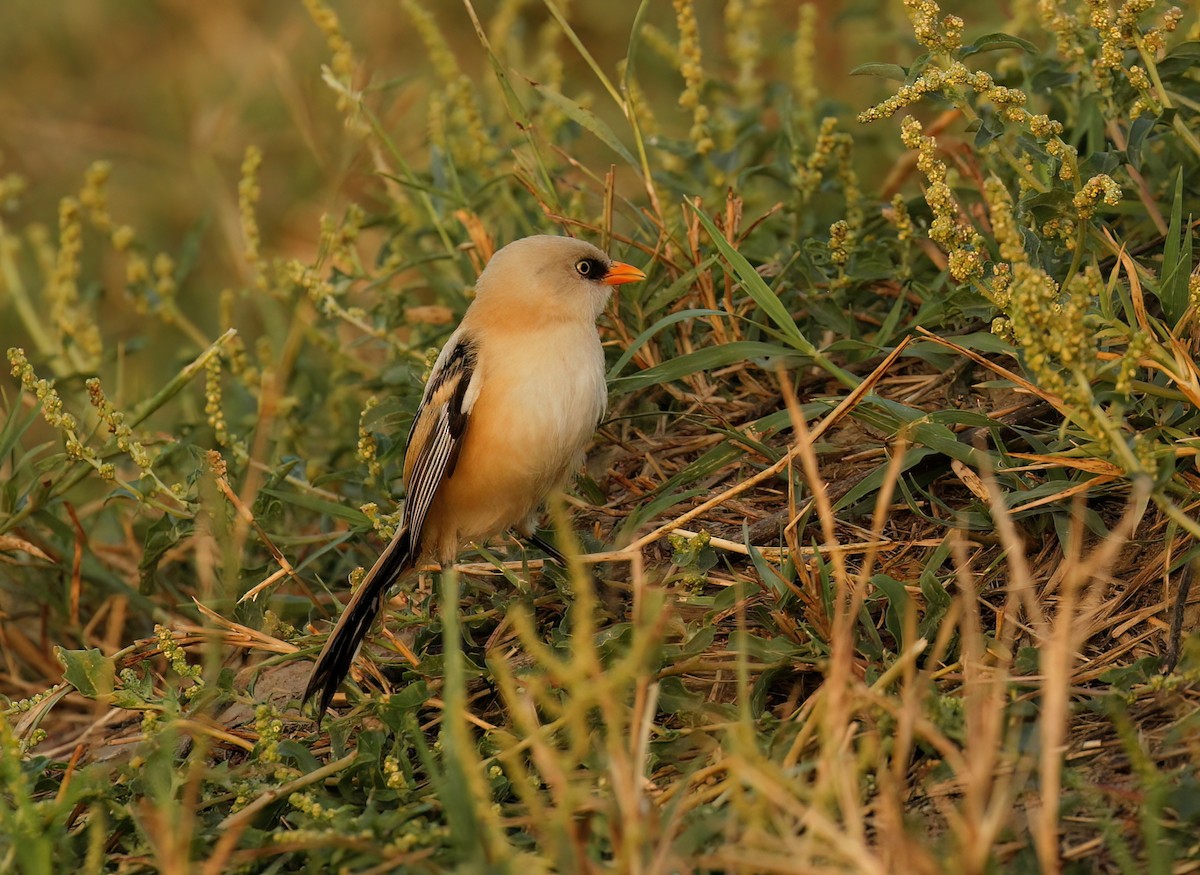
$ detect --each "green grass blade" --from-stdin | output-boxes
[542,0,624,109]
[259,487,371,527]
[687,202,860,388]
[609,341,801,395]
[607,308,726,379]
[0,391,40,463]
[460,0,560,210]
[528,80,638,167]
[688,203,809,351]
[1159,169,1191,326]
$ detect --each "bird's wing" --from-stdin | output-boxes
[400,330,481,544]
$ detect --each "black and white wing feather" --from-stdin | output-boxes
[303,330,479,720]
[400,331,479,545]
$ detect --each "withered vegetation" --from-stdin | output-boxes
[2,1,1199,872]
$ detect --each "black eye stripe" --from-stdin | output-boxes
[575,257,606,279]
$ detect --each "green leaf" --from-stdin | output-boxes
[622,0,652,88]
[918,568,952,641]
[871,574,911,648]
[688,202,859,388]
[657,676,703,715]
[687,203,811,352]
[1159,169,1193,327]
[1126,116,1156,169]
[958,32,1038,58]
[1158,40,1200,77]
[527,79,639,166]
[259,487,372,526]
[974,112,1006,148]
[747,537,792,603]
[607,308,727,379]
[666,625,716,659]
[56,647,115,699]
[276,740,322,773]
[0,392,40,463]
[109,689,147,710]
[908,332,1013,365]
[834,446,938,511]
[1163,40,1200,60]
[138,515,194,591]
[618,487,712,539]
[729,629,808,663]
[1079,149,1121,177]
[907,421,979,465]
[849,62,907,81]
[609,341,801,394]
[873,292,908,347]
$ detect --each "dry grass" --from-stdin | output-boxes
[3,0,1200,872]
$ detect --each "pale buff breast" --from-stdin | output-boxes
[420,322,606,562]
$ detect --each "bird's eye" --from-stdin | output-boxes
[575,259,594,278]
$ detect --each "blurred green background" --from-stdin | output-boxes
[5,1,1200,870]
[0,0,928,338]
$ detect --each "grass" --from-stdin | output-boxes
[2,0,1200,871]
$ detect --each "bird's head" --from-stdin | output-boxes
[473,235,645,323]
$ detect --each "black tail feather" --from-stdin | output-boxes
[527,531,569,567]
[303,527,414,721]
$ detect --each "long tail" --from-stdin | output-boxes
[303,526,415,721]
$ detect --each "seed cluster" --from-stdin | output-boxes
[357,394,383,483]
[792,4,820,133]
[673,0,714,156]
[86,378,153,474]
[899,117,987,284]
[401,0,494,166]
[795,117,863,276]
[1073,173,1123,219]
[154,625,203,698]
[302,0,358,111]
[725,0,769,108]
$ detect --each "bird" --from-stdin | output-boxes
[303,235,646,719]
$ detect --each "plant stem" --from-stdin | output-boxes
[0,235,69,378]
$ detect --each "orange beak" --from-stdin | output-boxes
[603,261,647,286]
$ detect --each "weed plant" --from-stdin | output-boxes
[1,0,1199,871]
